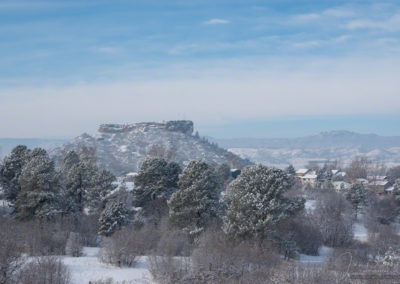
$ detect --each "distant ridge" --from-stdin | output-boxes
[213,130,400,150]
[212,130,400,168]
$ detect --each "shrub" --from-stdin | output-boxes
[17,256,71,284]
[0,237,24,284]
[98,230,137,267]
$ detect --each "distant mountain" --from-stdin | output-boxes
[0,138,67,159]
[51,121,251,175]
[211,131,400,168]
[213,131,400,150]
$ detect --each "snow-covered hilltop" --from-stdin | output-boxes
[51,120,251,175]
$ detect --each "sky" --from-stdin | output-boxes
[0,0,400,138]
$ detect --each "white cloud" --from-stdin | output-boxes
[347,13,400,32]
[204,19,230,25]
[91,46,122,54]
[292,35,351,49]
[292,13,320,22]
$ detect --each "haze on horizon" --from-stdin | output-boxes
[1,0,400,139]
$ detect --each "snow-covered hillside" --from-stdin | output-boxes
[51,121,251,175]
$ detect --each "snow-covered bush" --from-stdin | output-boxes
[98,230,137,267]
[17,256,71,284]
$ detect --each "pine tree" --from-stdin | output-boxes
[222,165,305,241]
[393,179,400,200]
[98,200,130,236]
[14,148,60,220]
[346,183,367,218]
[133,158,181,224]
[63,161,97,214]
[168,160,220,237]
[0,145,30,204]
[87,169,117,213]
[285,165,296,176]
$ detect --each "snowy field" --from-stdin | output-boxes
[62,247,153,284]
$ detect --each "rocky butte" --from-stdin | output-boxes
[52,120,251,175]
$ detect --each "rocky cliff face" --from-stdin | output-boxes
[52,121,250,175]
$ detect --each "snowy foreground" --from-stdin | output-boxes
[62,247,153,284]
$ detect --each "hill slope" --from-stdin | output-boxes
[51,121,251,175]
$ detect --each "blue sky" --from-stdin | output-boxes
[0,0,400,138]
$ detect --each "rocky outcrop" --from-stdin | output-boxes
[52,120,251,175]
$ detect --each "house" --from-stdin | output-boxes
[354,178,368,185]
[296,169,310,177]
[367,175,387,182]
[301,173,317,185]
[368,180,391,193]
[333,181,351,192]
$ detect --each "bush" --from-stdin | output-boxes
[278,217,323,256]
[65,232,83,257]
[17,256,71,284]
[98,230,137,267]
[0,237,25,284]
[156,229,191,257]
[311,191,354,247]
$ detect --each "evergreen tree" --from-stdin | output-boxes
[168,160,220,237]
[216,163,231,187]
[63,161,97,214]
[346,183,367,218]
[393,179,400,200]
[285,165,296,176]
[61,150,80,172]
[0,145,30,204]
[315,165,333,190]
[133,158,181,224]
[14,148,60,220]
[87,169,117,213]
[98,200,130,236]
[222,165,305,241]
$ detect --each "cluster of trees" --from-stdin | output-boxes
[0,145,117,222]
[3,145,400,283]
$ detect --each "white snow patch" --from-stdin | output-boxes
[353,222,368,242]
[62,247,153,284]
[304,200,316,212]
[119,145,128,152]
[299,246,333,263]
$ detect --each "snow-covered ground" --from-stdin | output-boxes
[353,222,368,242]
[299,246,333,263]
[62,247,153,284]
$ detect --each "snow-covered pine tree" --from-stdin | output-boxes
[0,145,30,205]
[393,179,400,200]
[168,160,220,237]
[285,165,296,176]
[87,169,117,214]
[98,200,130,236]
[222,165,305,241]
[14,148,60,220]
[132,158,181,224]
[216,163,231,186]
[315,165,333,191]
[346,183,367,218]
[63,161,98,214]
